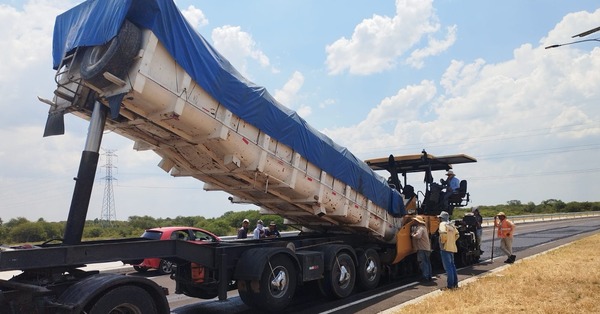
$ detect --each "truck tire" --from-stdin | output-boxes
[87,285,158,314]
[80,20,141,89]
[237,279,258,308]
[318,252,356,299]
[251,254,297,311]
[133,265,148,273]
[357,249,381,291]
[455,248,473,267]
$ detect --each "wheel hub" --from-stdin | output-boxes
[271,270,288,291]
[338,265,351,284]
[366,260,377,277]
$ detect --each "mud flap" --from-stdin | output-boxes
[43,110,65,137]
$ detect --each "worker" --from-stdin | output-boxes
[237,219,250,239]
[441,170,460,210]
[495,212,516,263]
[265,221,281,238]
[437,211,460,290]
[253,220,265,239]
[411,216,433,282]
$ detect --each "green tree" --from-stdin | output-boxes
[555,199,566,211]
[38,221,64,241]
[9,222,47,243]
[0,224,6,243]
[5,217,30,228]
[524,201,536,213]
[83,226,103,238]
[128,216,159,230]
[506,200,522,206]
[201,220,234,236]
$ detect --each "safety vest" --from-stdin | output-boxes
[496,219,514,238]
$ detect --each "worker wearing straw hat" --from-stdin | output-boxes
[494,212,516,263]
[411,216,433,282]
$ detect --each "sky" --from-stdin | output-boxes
[0,0,599,223]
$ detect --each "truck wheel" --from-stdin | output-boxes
[454,243,469,267]
[237,280,258,308]
[80,20,141,89]
[133,266,148,273]
[318,252,356,299]
[87,285,158,314]
[158,260,174,275]
[254,255,297,311]
[357,249,381,291]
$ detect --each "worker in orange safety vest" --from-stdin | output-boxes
[494,212,516,263]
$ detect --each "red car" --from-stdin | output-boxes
[133,226,220,274]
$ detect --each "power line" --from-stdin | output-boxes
[470,167,600,181]
[351,120,600,155]
[476,143,600,160]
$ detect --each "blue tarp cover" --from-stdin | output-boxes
[52,0,405,217]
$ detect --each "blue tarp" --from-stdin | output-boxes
[52,0,405,217]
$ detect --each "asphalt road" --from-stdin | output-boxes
[123,216,600,314]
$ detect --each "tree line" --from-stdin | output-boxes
[0,209,285,245]
[1,200,599,245]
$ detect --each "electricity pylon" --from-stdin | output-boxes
[100,149,117,225]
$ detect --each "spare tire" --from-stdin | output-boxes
[80,20,142,89]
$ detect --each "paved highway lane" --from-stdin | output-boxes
[479,215,600,262]
[130,216,600,313]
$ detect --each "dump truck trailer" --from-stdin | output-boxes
[0,1,478,312]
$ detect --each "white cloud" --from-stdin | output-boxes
[0,1,64,79]
[272,71,312,118]
[0,1,74,123]
[181,5,208,29]
[319,98,336,109]
[296,105,312,118]
[323,80,437,152]
[273,71,304,107]
[551,107,598,139]
[0,1,82,119]
[407,25,457,69]
[325,0,447,75]
[211,25,273,78]
[323,9,600,205]
[541,9,600,47]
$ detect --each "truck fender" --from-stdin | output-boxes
[316,244,357,271]
[234,247,300,281]
[56,273,169,313]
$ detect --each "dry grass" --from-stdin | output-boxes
[390,233,600,314]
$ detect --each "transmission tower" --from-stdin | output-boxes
[100,149,118,225]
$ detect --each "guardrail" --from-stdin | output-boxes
[220,231,301,241]
[220,212,600,239]
[480,211,600,227]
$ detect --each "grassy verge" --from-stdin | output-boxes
[390,233,600,314]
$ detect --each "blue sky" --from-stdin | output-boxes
[0,0,599,222]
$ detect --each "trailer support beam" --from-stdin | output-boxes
[63,100,108,245]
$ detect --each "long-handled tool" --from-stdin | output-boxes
[491,216,496,261]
